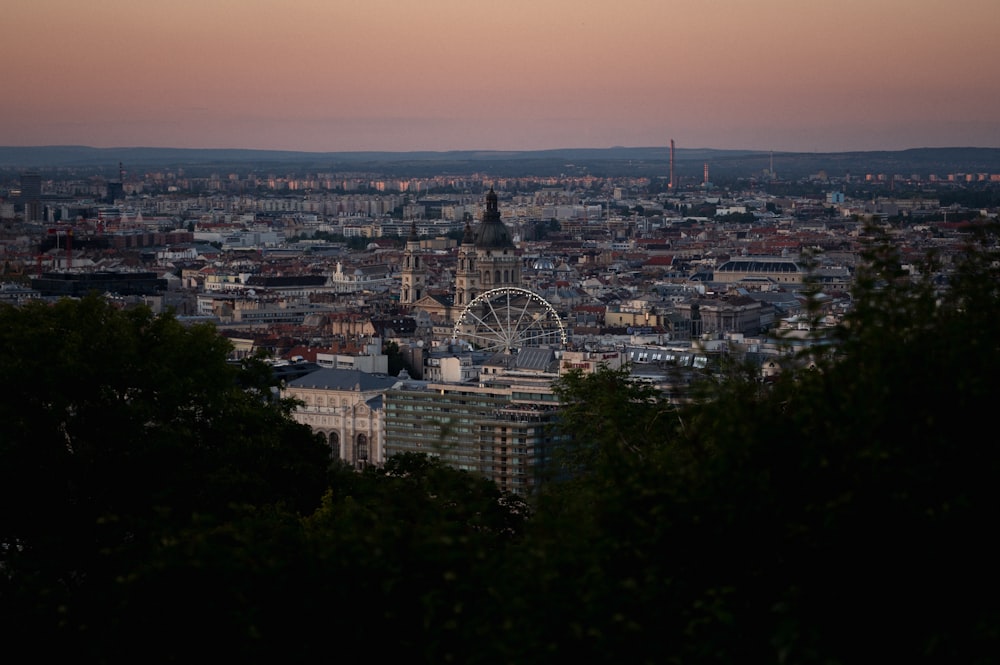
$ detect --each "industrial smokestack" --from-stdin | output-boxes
[669,139,676,190]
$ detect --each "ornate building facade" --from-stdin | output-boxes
[282,368,400,468]
[452,187,521,320]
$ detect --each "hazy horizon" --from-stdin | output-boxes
[5,1,999,154]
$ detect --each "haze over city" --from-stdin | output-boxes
[5,0,1000,154]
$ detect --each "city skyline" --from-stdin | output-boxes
[4,0,1000,154]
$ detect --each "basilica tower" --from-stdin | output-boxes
[400,221,426,305]
[454,220,478,310]
[453,187,521,317]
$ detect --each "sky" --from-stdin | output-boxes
[3,0,1000,153]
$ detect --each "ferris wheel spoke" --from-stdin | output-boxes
[516,327,557,344]
[466,307,511,350]
[464,308,505,340]
[513,314,546,335]
[501,295,532,345]
[510,295,534,332]
[489,295,510,332]
[471,336,504,352]
[486,304,512,346]
[464,324,503,347]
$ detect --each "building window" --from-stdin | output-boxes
[356,433,369,468]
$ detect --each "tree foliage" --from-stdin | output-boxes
[0,296,331,655]
[550,364,668,476]
[513,226,1000,664]
[4,226,1000,663]
[0,297,529,661]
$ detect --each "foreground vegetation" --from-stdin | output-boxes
[2,229,999,663]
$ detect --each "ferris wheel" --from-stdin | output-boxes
[452,287,567,354]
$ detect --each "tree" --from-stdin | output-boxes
[548,365,671,479]
[384,339,413,376]
[105,454,530,663]
[504,228,1000,664]
[0,295,331,654]
[7,226,1000,663]
[665,228,1000,663]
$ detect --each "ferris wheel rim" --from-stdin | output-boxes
[452,286,567,353]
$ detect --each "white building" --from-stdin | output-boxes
[282,368,401,468]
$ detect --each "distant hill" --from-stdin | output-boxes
[1,145,999,181]
[0,145,753,168]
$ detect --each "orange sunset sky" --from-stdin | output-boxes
[3,0,999,153]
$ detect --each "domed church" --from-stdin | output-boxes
[454,187,521,316]
[402,188,522,323]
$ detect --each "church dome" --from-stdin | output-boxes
[532,257,555,271]
[474,187,513,249]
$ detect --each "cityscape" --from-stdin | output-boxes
[1,144,998,492]
[3,141,998,661]
[4,0,1000,659]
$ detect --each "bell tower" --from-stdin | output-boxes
[400,221,426,305]
[454,220,478,310]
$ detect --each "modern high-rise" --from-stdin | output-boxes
[20,172,41,221]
